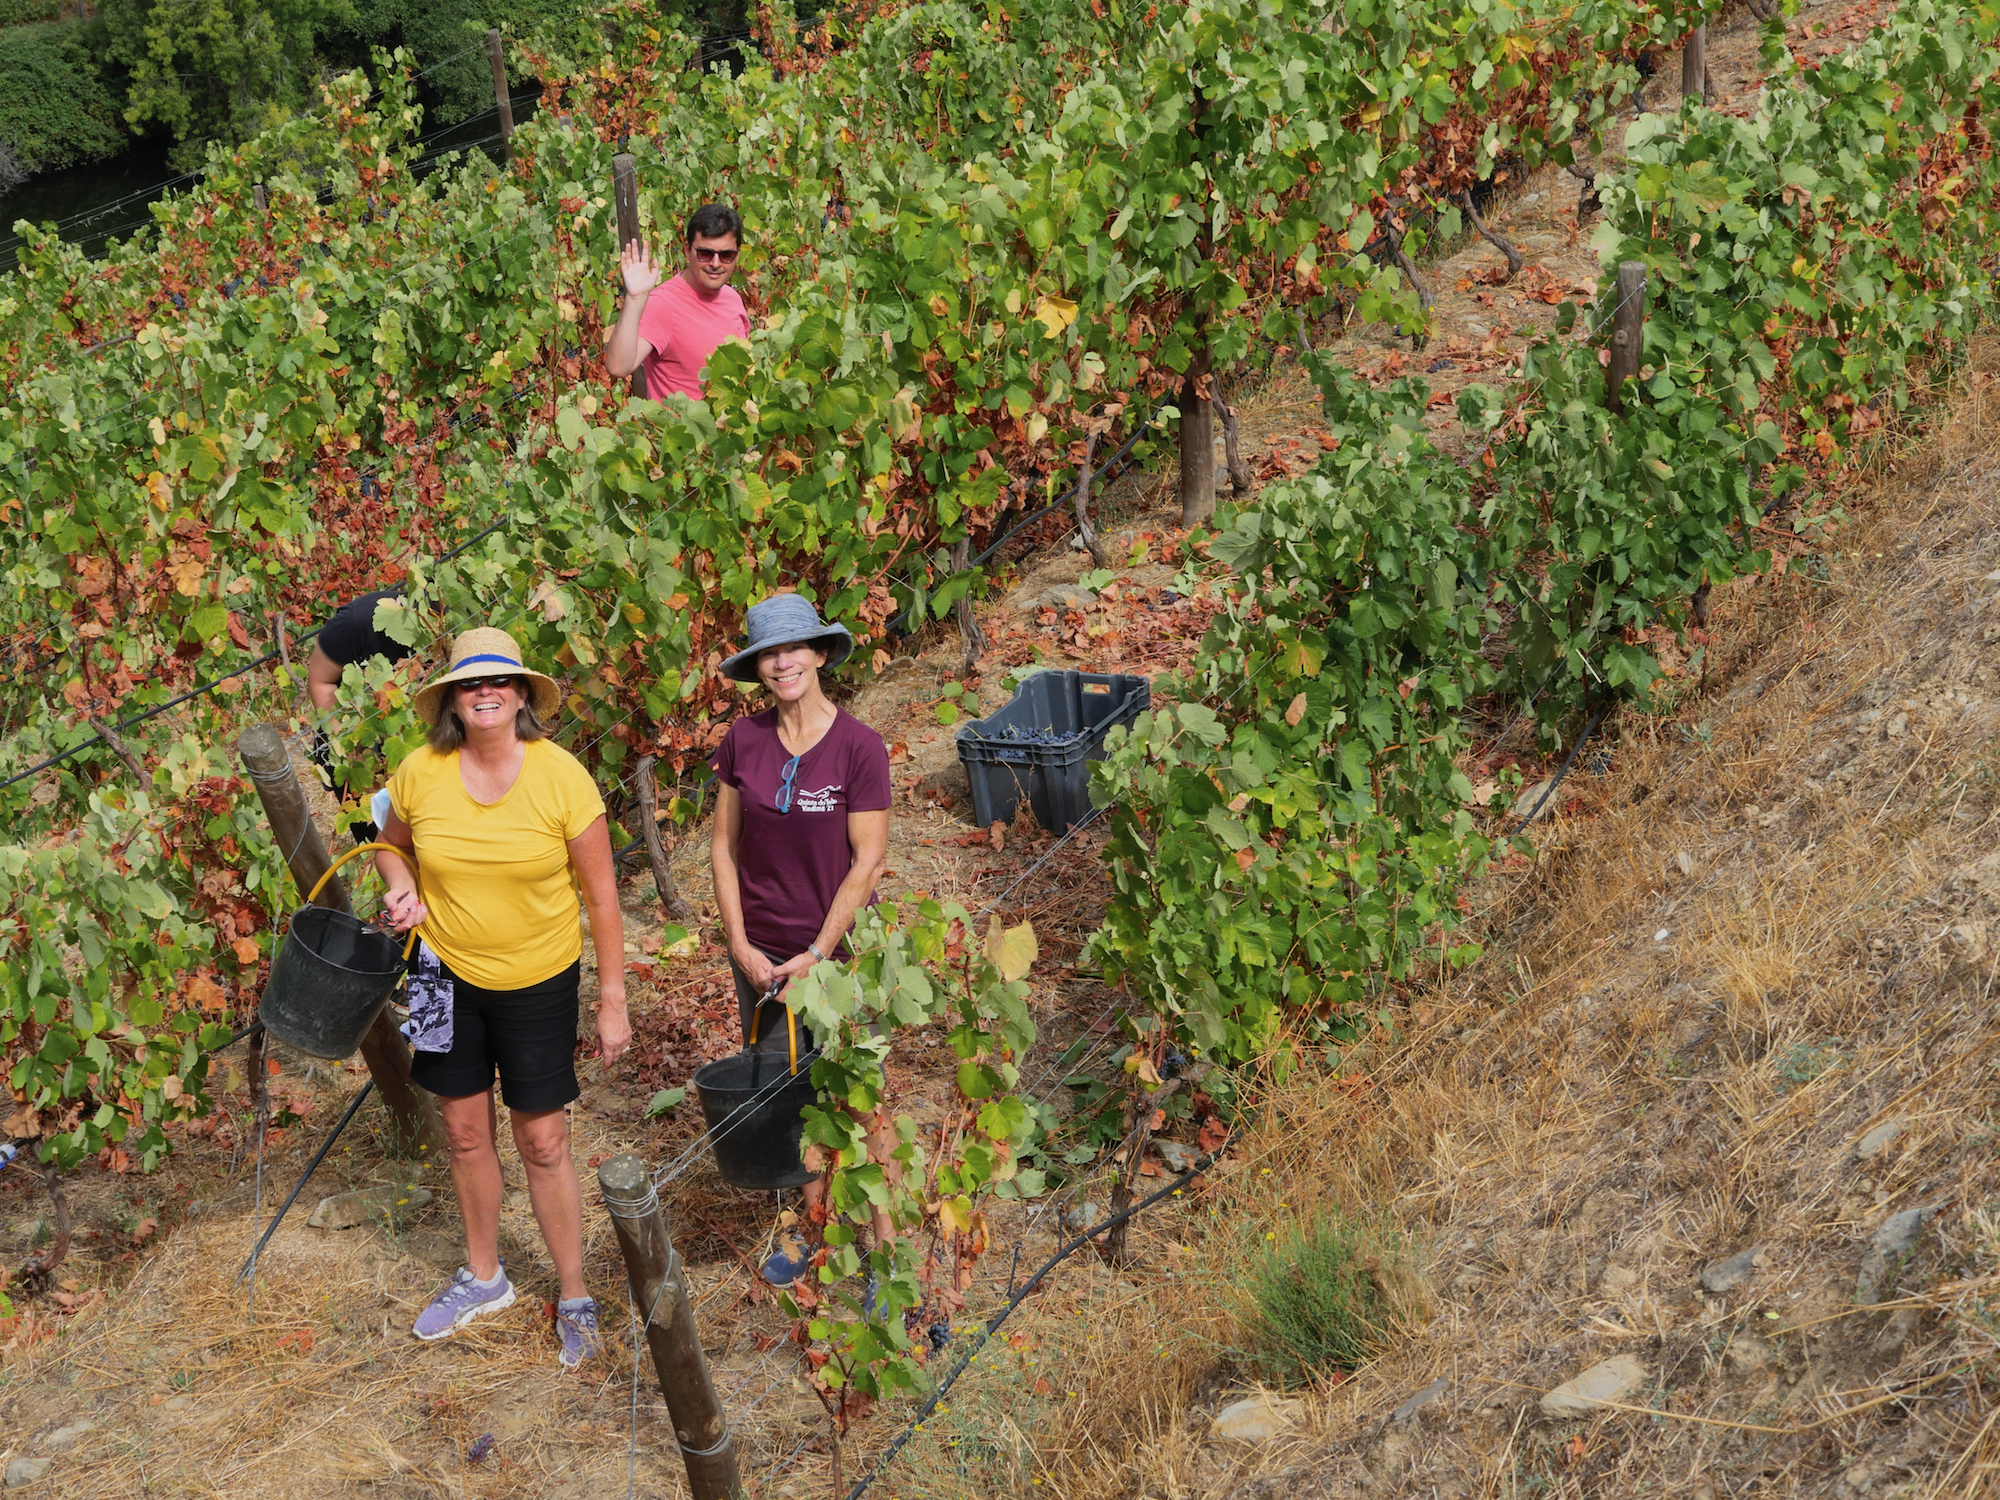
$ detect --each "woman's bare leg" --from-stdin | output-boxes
[440,1090,504,1280]
[512,1107,587,1301]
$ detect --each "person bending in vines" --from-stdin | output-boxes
[604,202,751,399]
[303,589,412,843]
[708,595,895,1284]
[374,626,629,1368]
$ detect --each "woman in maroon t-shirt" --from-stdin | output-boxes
[709,595,892,1058]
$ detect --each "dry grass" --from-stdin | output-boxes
[0,1091,841,1498]
[858,337,2000,1500]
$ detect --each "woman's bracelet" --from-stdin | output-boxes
[808,942,827,962]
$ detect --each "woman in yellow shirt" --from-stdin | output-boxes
[374,627,627,1369]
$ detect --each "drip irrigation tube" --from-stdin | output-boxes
[841,1132,1234,1500]
[235,1079,375,1283]
[1508,701,1609,837]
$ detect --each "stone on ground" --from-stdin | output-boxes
[1211,1394,1305,1445]
[308,1183,432,1230]
[1540,1355,1647,1418]
[4,1458,51,1487]
[1699,1246,1767,1294]
[1855,1204,1940,1304]
[43,1419,93,1452]
[1853,1120,1905,1161]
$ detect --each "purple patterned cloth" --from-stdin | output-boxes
[402,940,454,1053]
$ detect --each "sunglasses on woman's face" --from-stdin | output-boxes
[691,246,738,266]
[456,676,521,694]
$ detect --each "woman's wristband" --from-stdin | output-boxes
[808,942,827,962]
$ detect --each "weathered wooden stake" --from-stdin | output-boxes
[1219,396,1253,494]
[612,153,641,256]
[599,1155,741,1499]
[488,29,514,153]
[1178,338,1216,528]
[1074,428,1108,570]
[612,153,647,398]
[252,183,267,218]
[1682,24,1706,104]
[949,536,985,668]
[1605,261,1648,415]
[235,725,443,1159]
[633,755,695,923]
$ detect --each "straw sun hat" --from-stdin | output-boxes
[413,626,561,726]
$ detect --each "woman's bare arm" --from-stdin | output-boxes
[569,813,628,1064]
[374,807,426,932]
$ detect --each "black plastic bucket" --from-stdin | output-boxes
[692,1050,816,1190]
[260,904,409,1060]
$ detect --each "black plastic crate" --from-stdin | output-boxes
[956,670,1150,834]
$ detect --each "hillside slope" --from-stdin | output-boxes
[1058,347,2000,1500]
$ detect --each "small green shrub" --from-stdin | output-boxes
[1234,1211,1423,1388]
[1775,1041,1845,1093]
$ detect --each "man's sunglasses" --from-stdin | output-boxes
[455,675,522,694]
[691,247,739,266]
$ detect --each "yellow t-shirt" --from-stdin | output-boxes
[387,739,606,990]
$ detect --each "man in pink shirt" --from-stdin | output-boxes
[604,203,752,401]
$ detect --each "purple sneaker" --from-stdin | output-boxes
[413,1267,516,1341]
[556,1296,602,1369]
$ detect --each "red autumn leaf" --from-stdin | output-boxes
[226,611,251,648]
[1233,848,1255,872]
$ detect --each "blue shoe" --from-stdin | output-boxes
[762,1232,810,1287]
[413,1267,515,1341]
[556,1296,602,1369]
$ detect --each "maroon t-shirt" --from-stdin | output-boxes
[712,706,894,958]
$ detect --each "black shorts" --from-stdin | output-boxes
[409,959,581,1112]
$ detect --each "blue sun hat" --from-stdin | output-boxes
[719,594,855,683]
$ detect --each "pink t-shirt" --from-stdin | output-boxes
[636,274,751,400]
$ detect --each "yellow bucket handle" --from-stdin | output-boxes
[746,979,800,1077]
[306,840,420,962]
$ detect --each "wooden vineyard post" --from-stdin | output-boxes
[1178,335,1216,528]
[234,725,444,1159]
[633,755,695,922]
[598,1155,741,1499]
[1074,427,1108,569]
[488,29,514,155]
[613,153,647,399]
[1605,261,1648,415]
[612,153,641,261]
[252,183,267,218]
[1682,24,1707,104]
